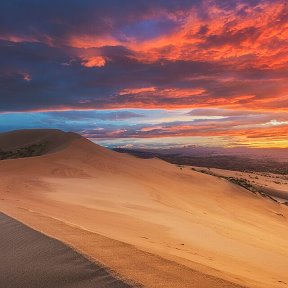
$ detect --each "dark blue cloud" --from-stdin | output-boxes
[0,0,286,114]
[0,0,201,44]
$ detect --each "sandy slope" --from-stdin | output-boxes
[191,166,288,203]
[1,130,288,288]
[0,213,132,288]
[0,129,80,153]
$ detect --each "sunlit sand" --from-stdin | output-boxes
[1,130,288,288]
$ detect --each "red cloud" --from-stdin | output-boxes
[81,56,106,68]
[1,0,288,127]
[118,87,206,98]
[66,1,288,71]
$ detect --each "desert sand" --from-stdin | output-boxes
[0,212,132,288]
[1,129,288,288]
[190,166,288,203]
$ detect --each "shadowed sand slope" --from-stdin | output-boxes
[0,129,80,156]
[0,129,288,288]
[0,212,133,288]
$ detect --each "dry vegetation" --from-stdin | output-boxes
[0,142,48,160]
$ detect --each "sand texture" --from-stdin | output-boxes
[0,129,288,288]
[0,212,133,288]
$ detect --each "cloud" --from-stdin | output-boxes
[1,37,288,113]
[46,110,145,121]
[0,107,287,148]
[0,0,287,147]
[81,56,106,68]
[80,110,288,147]
[119,87,157,95]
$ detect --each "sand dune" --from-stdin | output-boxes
[1,129,288,288]
[0,129,80,154]
[0,213,132,288]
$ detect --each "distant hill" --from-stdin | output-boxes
[114,147,288,174]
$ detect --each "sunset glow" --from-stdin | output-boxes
[0,0,287,148]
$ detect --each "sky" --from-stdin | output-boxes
[0,0,287,148]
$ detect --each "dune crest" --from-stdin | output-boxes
[1,129,288,288]
[0,129,80,158]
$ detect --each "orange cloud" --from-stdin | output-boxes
[118,87,206,99]
[119,87,156,95]
[135,123,288,148]
[4,1,288,71]
[68,35,119,49]
[81,56,106,67]
[1,0,288,122]
[3,1,287,71]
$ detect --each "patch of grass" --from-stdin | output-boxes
[0,142,48,160]
[224,177,255,191]
[193,169,279,202]
[222,176,278,202]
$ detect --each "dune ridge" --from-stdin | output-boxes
[0,129,80,155]
[0,212,134,288]
[0,129,288,288]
